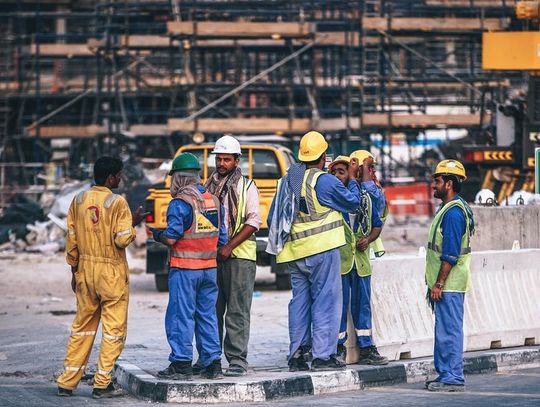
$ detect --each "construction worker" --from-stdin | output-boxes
[57,156,146,399]
[328,156,388,366]
[425,159,474,392]
[350,150,388,257]
[205,135,261,377]
[267,131,361,372]
[152,152,227,380]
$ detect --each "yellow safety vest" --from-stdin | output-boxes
[425,198,472,293]
[340,193,373,277]
[276,168,345,263]
[231,177,257,261]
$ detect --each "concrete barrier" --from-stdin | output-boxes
[346,249,540,363]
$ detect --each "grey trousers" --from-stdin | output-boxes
[216,258,256,370]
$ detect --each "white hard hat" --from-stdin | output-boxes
[211,135,242,155]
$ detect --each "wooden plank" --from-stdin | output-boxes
[120,35,170,48]
[30,43,93,57]
[167,21,313,38]
[425,0,512,7]
[363,17,506,32]
[26,125,105,138]
[129,125,168,136]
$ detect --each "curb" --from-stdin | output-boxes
[114,347,540,403]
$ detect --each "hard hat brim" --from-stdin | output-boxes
[211,149,242,156]
[328,159,350,171]
[432,171,467,181]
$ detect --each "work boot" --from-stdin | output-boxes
[92,382,126,399]
[357,346,389,365]
[192,359,203,376]
[336,344,347,363]
[57,387,72,397]
[203,360,223,380]
[157,361,193,381]
[310,356,346,372]
[288,346,310,372]
[224,364,247,377]
[427,381,465,392]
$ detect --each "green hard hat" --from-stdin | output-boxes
[169,152,201,175]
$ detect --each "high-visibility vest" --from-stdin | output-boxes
[169,191,221,270]
[425,198,472,293]
[340,193,373,277]
[370,197,388,257]
[276,168,345,263]
[231,177,257,261]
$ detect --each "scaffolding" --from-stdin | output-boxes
[0,0,523,195]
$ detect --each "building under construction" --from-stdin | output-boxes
[0,0,530,202]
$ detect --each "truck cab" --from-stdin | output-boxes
[145,143,295,291]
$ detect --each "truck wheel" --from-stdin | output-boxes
[155,274,169,292]
[275,273,291,290]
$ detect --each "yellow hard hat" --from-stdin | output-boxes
[433,159,467,181]
[298,131,328,162]
[350,149,377,165]
[328,155,350,171]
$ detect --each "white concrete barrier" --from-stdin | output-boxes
[346,249,540,363]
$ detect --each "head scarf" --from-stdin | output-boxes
[205,166,243,237]
[170,171,205,213]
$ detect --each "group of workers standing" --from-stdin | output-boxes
[56,130,474,398]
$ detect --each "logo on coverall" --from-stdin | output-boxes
[88,206,100,224]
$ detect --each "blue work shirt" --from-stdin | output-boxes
[267,172,361,226]
[340,190,383,232]
[439,196,466,266]
[361,180,386,217]
[164,185,228,247]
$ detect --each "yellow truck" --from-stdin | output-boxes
[145,143,295,291]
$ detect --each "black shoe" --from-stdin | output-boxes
[57,387,72,397]
[310,356,346,372]
[192,360,203,376]
[358,346,389,365]
[224,364,247,377]
[336,344,347,363]
[157,361,193,380]
[288,346,310,372]
[203,360,223,380]
[92,382,126,399]
[427,381,465,392]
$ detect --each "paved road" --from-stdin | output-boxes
[2,368,540,406]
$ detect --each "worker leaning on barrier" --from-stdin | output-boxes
[205,135,261,377]
[350,150,388,257]
[425,159,475,393]
[328,156,388,366]
[152,152,228,381]
[57,156,146,399]
[267,131,361,372]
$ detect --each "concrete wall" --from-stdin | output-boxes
[471,205,540,251]
[346,249,540,363]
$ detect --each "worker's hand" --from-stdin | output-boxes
[430,285,443,302]
[132,206,150,227]
[349,159,359,180]
[363,156,374,168]
[356,237,369,252]
[218,244,233,261]
[150,228,163,243]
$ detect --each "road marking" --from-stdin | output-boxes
[369,387,540,399]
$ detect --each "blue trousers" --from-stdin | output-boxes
[165,268,221,368]
[338,271,373,348]
[434,292,465,385]
[287,249,342,361]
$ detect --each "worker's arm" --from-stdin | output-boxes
[430,206,466,301]
[66,199,79,269]
[113,198,137,249]
[219,181,261,260]
[154,199,189,247]
[356,203,383,251]
[315,174,361,213]
[217,205,228,247]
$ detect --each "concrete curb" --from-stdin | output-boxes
[114,347,540,403]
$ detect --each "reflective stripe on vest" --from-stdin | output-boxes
[340,193,373,277]
[231,177,257,261]
[169,191,221,270]
[276,168,345,263]
[425,198,472,293]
